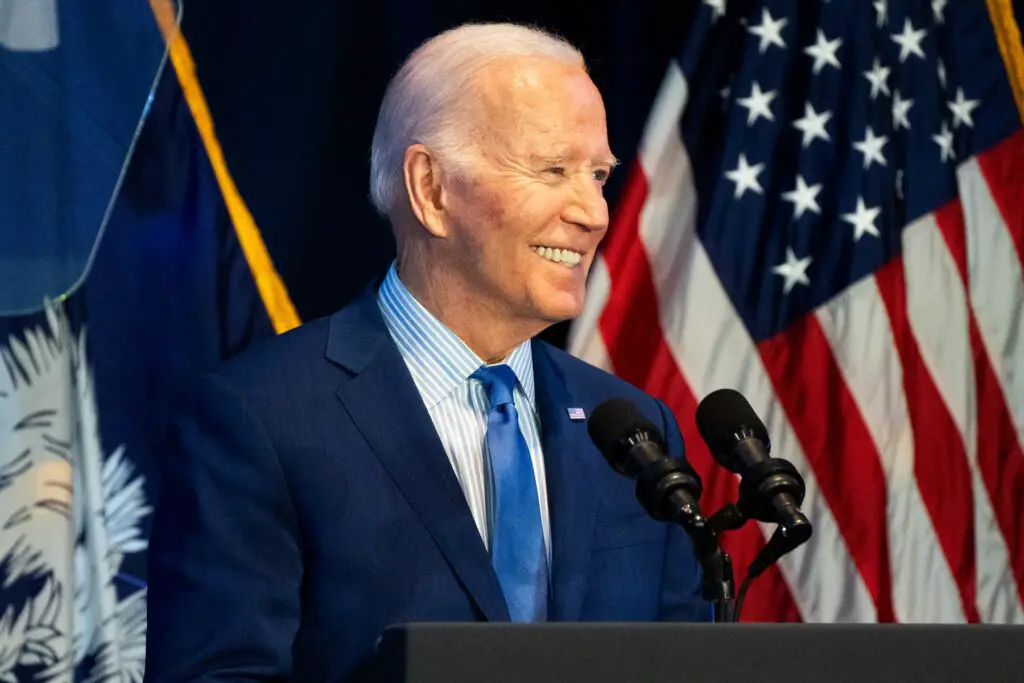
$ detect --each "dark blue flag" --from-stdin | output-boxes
[0,2,292,679]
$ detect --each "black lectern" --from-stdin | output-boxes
[373,622,1021,683]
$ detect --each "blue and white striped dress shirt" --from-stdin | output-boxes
[377,261,552,563]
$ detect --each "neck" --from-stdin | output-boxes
[396,257,543,364]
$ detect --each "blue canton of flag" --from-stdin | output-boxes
[688,0,1019,338]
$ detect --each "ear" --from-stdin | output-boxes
[402,143,448,238]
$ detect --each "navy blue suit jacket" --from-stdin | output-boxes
[144,288,710,682]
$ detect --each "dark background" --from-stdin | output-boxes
[181,0,694,344]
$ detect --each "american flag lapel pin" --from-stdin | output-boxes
[567,407,586,421]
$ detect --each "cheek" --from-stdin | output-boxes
[502,191,569,250]
[446,183,501,254]
[450,180,567,270]
[470,189,534,253]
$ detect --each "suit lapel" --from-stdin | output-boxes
[327,292,510,622]
[532,342,598,621]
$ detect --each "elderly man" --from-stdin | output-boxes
[144,21,709,683]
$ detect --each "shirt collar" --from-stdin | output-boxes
[377,261,536,409]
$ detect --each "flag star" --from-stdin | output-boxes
[947,88,981,128]
[792,102,833,148]
[937,59,947,88]
[737,82,777,125]
[891,18,927,63]
[704,0,727,21]
[804,29,842,74]
[782,175,823,219]
[773,247,812,294]
[842,197,882,241]
[873,0,887,28]
[932,121,955,162]
[748,7,788,53]
[892,90,913,130]
[863,58,891,100]
[725,154,765,198]
[932,0,947,24]
[853,126,889,169]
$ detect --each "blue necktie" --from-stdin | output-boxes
[472,364,549,622]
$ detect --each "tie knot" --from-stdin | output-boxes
[472,364,518,409]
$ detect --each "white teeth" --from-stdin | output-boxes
[534,246,581,266]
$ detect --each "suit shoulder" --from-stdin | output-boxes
[210,314,333,393]
[536,341,659,408]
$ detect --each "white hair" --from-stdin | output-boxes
[368,22,585,216]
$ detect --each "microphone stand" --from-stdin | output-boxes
[703,501,812,623]
[675,504,747,623]
[631,453,741,622]
[701,547,734,623]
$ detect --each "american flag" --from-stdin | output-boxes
[569,0,1024,623]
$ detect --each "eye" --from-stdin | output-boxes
[593,168,611,183]
[545,166,567,177]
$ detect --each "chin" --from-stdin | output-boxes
[535,290,586,323]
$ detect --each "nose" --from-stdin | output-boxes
[563,174,609,234]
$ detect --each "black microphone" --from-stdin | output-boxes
[589,398,737,621]
[695,389,812,554]
[588,398,715,559]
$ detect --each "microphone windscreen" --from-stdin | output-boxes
[587,398,663,471]
[694,389,770,470]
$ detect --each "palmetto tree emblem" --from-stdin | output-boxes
[0,304,150,682]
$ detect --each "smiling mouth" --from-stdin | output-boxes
[532,245,583,267]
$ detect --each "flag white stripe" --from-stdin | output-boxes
[901,213,1024,623]
[958,160,1024,623]
[959,158,1024,453]
[568,258,614,373]
[902,214,976,473]
[815,276,966,622]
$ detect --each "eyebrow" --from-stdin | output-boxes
[531,153,620,167]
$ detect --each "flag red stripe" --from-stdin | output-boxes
[934,201,1024,608]
[598,163,801,622]
[758,314,897,622]
[966,319,1024,602]
[970,326,1024,605]
[873,246,981,622]
[976,128,1024,271]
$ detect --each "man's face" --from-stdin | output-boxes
[439,57,614,330]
